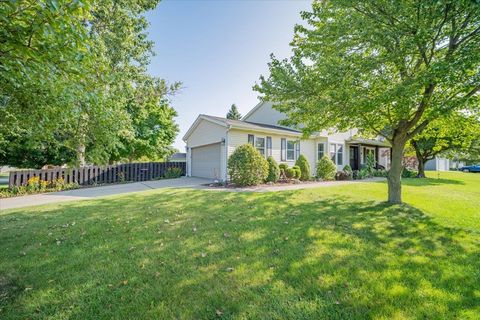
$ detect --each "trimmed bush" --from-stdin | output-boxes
[278,163,288,171]
[228,144,268,186]
[295,154,311,181]
[342,164,353,180]
[292,165,301,179]
[285,167,295,179]
[266,156,280,183]
[316,155,336,180]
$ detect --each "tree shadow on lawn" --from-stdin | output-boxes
[375,177,465,187]
[0,190,479,319]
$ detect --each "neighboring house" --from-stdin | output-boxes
[425,157,465,171]
[168,152,187,163]
[183,102,391,181]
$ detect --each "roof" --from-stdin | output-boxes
[202,114,301,133]
[183,114,301,141]
[346,138,391,147]
[170,152,186,160]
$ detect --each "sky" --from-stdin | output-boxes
[145,0,312,151]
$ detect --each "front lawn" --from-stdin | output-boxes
[0,172,479,319]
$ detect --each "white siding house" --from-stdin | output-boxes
[183,102,391,181]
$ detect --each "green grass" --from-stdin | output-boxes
[0,172,479,319]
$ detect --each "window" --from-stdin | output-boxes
[337,144,343,165]
[318,143,325,160]
[295,140,300,160]
[266,137,272,157]
[248,134,254,146]
[256,137,265,156]
[281,138,286,161]
[287,140,295,161]
[329,143,343,165]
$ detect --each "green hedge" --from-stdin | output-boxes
[266,156,280,183]
[295,154,311,180]
[227,144,268,186]
[316,155,336,180]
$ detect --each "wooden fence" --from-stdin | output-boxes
[8,162,186,188]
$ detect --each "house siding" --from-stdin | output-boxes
[227,129,316,175]
[186,120,226,148]
[243,102,288,127]
[185,119,227,179]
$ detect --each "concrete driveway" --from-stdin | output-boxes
[0,177,213,211]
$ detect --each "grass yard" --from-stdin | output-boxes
[0,172,479,319]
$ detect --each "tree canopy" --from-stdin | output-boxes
[410,113,480,177]
[0,0,179,168]
[255,0,480,203]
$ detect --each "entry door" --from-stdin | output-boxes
[349,146,359,170]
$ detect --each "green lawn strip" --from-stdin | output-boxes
[0,172,479,319]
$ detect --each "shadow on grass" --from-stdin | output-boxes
[0,189,478,319]
[373,177,465,186]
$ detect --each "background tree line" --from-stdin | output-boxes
[0,0,179,168]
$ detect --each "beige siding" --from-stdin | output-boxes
[227,129,316,171]
[243,102,288,127]
[186,119,227,180]
[186,120,226,148]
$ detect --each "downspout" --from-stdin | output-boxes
[225,125,231,183]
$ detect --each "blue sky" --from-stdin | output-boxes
[145,0,312,150]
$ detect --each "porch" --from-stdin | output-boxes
[346,138,392,171]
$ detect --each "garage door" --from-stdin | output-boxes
[191,143,221,179]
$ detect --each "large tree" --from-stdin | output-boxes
[0,0,179,168]
[410,113,480,177]
[255,0,480,203]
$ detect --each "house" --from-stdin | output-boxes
[183,101,391,181]
[425,157,465,171]
[168,152,187,163]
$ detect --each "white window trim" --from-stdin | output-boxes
[317,142,326,161]
[286,139,296,161]
[329,143,344,165]
[255,136,266,157]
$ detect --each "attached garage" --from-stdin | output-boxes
[191,143,221,179]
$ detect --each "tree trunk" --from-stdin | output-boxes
[77,144,86,167]
[417,159,426,178]
[387,138,406,204]
[413,145,427,178]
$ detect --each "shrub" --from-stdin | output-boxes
[402,167,417,178]
[358,168,370,180]
[227,144,268,186]
[343,164,353,180]
[295,154,311,181]
[373,169,388,177]
[335,171,350,180]
[266,156,280,183]
[164,167,183,179]
[285,167,295,179]
[316,155,336,180]
[292,165,301,179]
[278,163,288,171]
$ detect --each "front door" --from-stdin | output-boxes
[349,146,359,170]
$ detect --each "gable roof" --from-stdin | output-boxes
[182,114,301,141]
[241,101,265,121]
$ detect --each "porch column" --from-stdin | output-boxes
[375,146,379,167]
